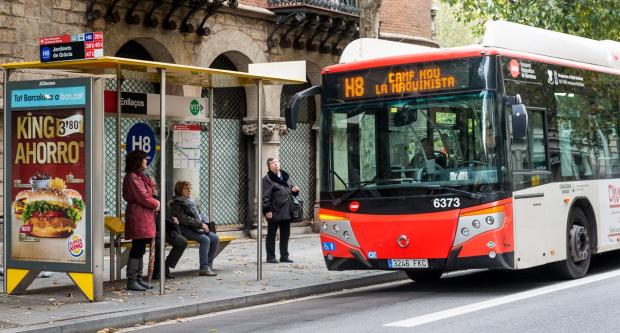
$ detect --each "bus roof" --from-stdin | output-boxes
[325,21,620,76]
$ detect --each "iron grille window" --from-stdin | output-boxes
[201,55,249,227]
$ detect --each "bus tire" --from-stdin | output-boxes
[405,270,443,283]
[552,207,592,279]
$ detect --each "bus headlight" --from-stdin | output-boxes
[319,215,360,248]
[453,206,505,247]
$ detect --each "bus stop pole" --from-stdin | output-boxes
[257,80,263,281]
[208,87,214,229]
[2,68,8,294]
[113,65,122,282]
[92,77,105,301]
[159,68,166,295]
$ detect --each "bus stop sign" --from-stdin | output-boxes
[126,123,156,166]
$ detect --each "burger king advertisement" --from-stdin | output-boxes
[5,78,92,272]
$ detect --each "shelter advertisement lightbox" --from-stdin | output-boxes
[5,78,92,272]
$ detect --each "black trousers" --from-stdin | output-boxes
[129,238,151,259]
[266,220,291,260]
[154,232,188,270]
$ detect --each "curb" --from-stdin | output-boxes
[6,271,408,333]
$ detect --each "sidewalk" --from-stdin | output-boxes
[0,233,406,333]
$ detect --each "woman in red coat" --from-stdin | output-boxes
[123,150,160,291]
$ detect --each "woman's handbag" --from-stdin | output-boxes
[290,195,304,222]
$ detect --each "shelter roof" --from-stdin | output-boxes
[0,56,306,87]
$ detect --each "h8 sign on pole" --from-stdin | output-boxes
[125,123,156,166]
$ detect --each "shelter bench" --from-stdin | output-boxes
[104,216,235,281]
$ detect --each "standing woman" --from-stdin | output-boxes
[123,150,160,291]
[262,157,300,263]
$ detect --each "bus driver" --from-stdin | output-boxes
[408,137,447,172]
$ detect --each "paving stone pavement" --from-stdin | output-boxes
[0,234,404,332]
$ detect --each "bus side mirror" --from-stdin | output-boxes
[511,103,528,139]
[285,85,321,130]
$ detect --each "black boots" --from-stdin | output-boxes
[127,258,147,291]
[136,259,153,289]
[126,258,154,291]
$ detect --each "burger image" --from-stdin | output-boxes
[21,188,84,238]
[14,190,32,219]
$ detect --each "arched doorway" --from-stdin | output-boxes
[204,54,249,229]
[280,81,317,223]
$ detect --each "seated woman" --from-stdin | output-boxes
[169,181,219,277]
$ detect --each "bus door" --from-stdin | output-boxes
[511,106,552,268]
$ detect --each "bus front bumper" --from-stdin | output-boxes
[323,251,514,271]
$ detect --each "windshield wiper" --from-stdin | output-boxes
[332,178,379,206]
[433,185,482,200]
[333,180,442,206]
[332,181,483,206]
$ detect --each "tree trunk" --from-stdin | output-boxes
[358,0,382,38]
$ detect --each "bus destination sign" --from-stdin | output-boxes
[344,67,456,98]
[324,59,480,102]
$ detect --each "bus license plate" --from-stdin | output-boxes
[388,259,428,269]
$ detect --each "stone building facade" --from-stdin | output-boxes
[0,0,437,231]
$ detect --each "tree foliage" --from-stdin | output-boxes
[441,0,620,41]
[435,1,479,47]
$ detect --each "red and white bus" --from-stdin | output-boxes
[286,21,620,281]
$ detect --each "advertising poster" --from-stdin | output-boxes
[6,78,91,271]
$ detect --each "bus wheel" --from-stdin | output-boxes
[553,208,592,279]
[405,270,443,283]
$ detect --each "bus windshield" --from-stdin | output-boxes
[321,91,502,200]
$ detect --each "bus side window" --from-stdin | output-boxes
[511,108,549,190]
[511,109,547,171]
[588,101,620,178]
[554,91,597,180]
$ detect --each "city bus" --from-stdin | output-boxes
[285,21,620,281]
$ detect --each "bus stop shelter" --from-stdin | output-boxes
[1,56,304,301]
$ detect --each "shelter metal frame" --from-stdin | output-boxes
[1,56,304,299]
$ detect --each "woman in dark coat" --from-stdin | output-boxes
[262,157,300,263]
[169,180,219,276]
[122,150,160,291]
[152,215,187,280]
